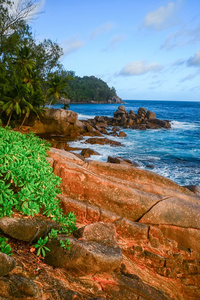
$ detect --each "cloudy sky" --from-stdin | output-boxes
[30,0,200,101]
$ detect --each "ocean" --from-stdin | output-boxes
[56,100,200,187]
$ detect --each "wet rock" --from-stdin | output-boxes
[147,119,171,129]
[112,126,120,132]
[81,148,100,158]
[0,253,16,276]
[146,164,155,169]
[107,156,135,166]
[85,137,122,147]
[119,131,127,137]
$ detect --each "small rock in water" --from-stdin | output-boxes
[81,148,100,158]
[119,131,127,137]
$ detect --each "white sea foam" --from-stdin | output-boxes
[78,113,96,120]
[171,120,199,130]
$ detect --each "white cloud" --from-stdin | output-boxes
[187,51,200,67]
[90,22,114,39]
[180,72,199,82]
[162,23,200,50]
[63,38,84,56]
[104,35,125,51]
[143,1,179,30]
[119,61,163,76]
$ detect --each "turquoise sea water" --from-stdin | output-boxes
[56,100,200,186]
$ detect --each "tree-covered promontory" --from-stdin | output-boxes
[63,74,120,103]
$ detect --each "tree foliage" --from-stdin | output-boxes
[65,75,117,103]
[0,0,67,126]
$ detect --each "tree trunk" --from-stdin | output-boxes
[20,114,27,127]
[48,99,53,109]
[7,110,13,126]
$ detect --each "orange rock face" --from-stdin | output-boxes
[49,148,200,300]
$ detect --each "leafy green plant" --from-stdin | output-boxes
[48,228,59,240]
[60,239,70,251]
[0,236,12,256]
[34,236,50,257]
[0,127,76,255]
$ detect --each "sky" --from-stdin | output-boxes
[28,0,200,101]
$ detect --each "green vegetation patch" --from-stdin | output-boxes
[0,127,76,256]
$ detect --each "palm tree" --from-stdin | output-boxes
[2,84,30,126]
[16,46,36,79]
[46,74,68,108]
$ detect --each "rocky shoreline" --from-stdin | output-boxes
[1,148,199,299]
[58,95,125,105]
[24,106,171,161]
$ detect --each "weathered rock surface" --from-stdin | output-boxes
[0,253,16,276]
[0,275,42,299]
[1,145,199,299]
[26,108,103,139]
[48,148,200,300]
[45,235,122,274]
[0,217,61,242]
[73,222,119,247]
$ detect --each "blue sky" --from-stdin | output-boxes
[30,0,200,101]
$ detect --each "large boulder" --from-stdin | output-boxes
[137,107,147,118]
[29,109,79,135]
[45,223,122,274]
[0,217,61,242]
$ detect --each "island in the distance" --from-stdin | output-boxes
[58,75,124,104]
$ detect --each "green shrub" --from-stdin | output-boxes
[0,127,76,256]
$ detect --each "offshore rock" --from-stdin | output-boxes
[88,106,170,131]
[85,137,122,146]
[81,148,100,158]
